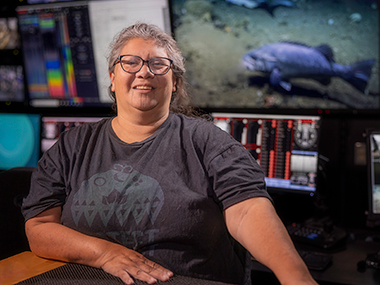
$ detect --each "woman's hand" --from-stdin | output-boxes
[99,244,173,284]
[25,206,173,284]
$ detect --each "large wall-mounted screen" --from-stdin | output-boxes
[171,0,379,111]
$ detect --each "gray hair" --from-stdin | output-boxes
[107,22,194,115]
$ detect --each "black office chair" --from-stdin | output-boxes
[0,167,35,260]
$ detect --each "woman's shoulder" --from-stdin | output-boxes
[172,112,216,129]
[172,112,238,146]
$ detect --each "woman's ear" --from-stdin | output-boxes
[109,71,115,92]
[172,77,177,93]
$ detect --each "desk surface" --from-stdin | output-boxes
[309,239,380,285]
[0,252,235,285]
[0,251,66,285]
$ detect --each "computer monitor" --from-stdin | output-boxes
[170,0,379,112]
[0,16,25,107]
[366,129,380,227]
[0,113,40,170]
[213,113,321,195]
[16,0,171,108]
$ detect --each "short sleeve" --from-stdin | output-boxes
[21,139,68,221]
[207,142,272,210]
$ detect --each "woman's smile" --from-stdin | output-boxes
[134,85,154,90]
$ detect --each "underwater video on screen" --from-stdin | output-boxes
[171,0,379,110]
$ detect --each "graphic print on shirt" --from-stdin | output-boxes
[71,163,164,248]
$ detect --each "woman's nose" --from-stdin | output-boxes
[136,62,154,78]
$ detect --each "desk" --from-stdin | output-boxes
[309,239,380,285]
[0,251,66,285]
[2,243,380,285]
[0,252,236,285]
[251,239,380,285]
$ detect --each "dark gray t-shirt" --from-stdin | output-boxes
[22,112,270,284]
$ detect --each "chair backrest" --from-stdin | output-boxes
[0,167,35,259]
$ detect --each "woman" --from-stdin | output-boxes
[22,23,317,285]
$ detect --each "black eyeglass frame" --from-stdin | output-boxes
[114,54,173,75]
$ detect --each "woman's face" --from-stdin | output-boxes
[109,38,176,116]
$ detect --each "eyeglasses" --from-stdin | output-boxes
[114,55,173,75]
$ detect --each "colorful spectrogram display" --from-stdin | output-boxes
[18,5,84,103]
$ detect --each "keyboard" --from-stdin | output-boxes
[16,263,236,284]
[287,222,347,249]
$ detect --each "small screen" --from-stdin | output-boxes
[41,116,105,152]
[0,17,20,50]
[0,17,24,105]
[213,113,320,194]
[369,132,380,214]
[0,65,25,102]
[17,2,101,107]
[0,113,40,170]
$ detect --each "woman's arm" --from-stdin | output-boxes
[224,197,318,285]
[25,206,173,284]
